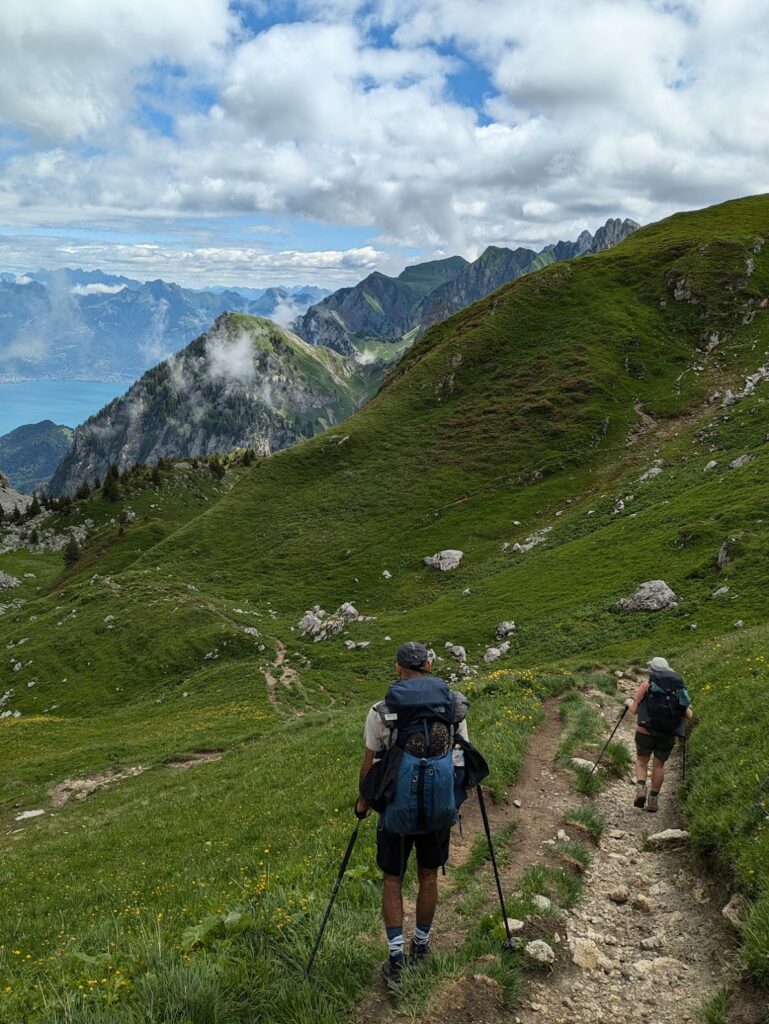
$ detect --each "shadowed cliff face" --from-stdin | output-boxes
[48,313,376,496]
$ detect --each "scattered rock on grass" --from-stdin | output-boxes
[616,580,678,612]
[525,939,556,966]
[531,894,552,911]
[423,549,464,571]
[495,620,516,639]
[15,809,45,821]
[0,571,21,589]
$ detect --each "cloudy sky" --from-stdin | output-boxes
[1,0,767,288]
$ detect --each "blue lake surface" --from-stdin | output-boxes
[0,381,130,436]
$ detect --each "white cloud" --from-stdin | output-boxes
[0,0,234,142]
[70,283,126,295]
[1,0,769,281]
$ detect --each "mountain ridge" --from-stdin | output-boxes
[292,217,640,354]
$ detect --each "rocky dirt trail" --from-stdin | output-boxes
[517,677,759,1024]
[356,681,766,1024]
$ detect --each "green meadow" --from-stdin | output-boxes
[2,194,769,1020]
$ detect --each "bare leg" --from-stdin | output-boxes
[651,759,666,792]
[382,873,404,929]
[635,754,650,782]
[415,865,439,926]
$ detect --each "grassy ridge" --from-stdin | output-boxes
[683,628,769,983]
[1,195,769,1020]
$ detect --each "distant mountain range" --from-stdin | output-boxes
[0,420,73,494]
[49,313,377,496]
[292,218,640,355]
[0,270,331,383]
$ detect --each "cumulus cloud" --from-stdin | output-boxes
[1,0,768,280]
[70,284,126,296]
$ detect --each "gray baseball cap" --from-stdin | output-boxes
[397,641,430,670]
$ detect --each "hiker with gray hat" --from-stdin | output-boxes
[355,641,471,988]
[626,656,693,812]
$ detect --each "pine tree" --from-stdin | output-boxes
[28,495,41,518]
[75,481,91,501]
[102,474,121,503]
[63,534,81,567]
[12,505,21,524]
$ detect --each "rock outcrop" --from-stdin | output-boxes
[616,580,678,612]
[423,549,464,571]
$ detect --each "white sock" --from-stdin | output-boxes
[386,929,404,960]
[413,923,431,946]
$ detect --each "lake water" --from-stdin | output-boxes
[0,381,130,436]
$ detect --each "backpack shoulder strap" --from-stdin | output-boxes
[452,691,468,725]
[374,699,399,747]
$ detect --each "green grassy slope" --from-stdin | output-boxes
[1,195,769,1021]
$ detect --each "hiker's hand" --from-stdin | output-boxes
[354,798,370,820]
[625,698,634,709]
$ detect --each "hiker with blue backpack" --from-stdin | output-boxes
[626,656,693,812]
[355,641,488,988]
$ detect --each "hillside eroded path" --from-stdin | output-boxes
[517,680,750,1024]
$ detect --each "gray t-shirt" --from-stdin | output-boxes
[364,704,468,752]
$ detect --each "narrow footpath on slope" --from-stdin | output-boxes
[355,678,765,1024]
[517,675,757,1024]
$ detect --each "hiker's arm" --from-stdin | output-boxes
[355,747,375,816]
[685,705,693,719]
[625,680,648,714]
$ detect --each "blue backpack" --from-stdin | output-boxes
[377,676,462,836]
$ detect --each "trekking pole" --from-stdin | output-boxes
[589,705,628,776]
[305,818,362,977]
[681,723,687,783]
[476,785,518,952]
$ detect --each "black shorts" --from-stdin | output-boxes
[376,825,451,877]
[635,730,676,763]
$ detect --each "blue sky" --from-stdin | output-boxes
[0,0,767,289]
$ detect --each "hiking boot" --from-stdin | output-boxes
[381,956,406,990]
[409,938,431,966]
[634,782,647,809]
[646,792,659,813]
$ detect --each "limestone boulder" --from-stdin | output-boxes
[616,580,678,612]
[423,549,464,571]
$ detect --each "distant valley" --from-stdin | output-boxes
[0,268,330,383]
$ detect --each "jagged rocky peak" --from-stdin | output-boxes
[590,217,640,253]
[292,216,642,357]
